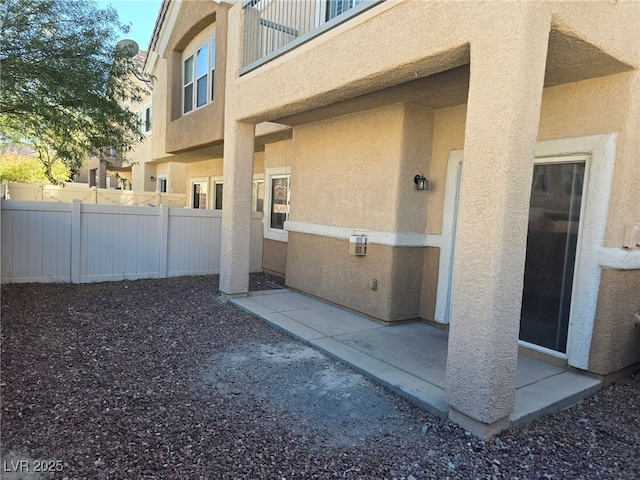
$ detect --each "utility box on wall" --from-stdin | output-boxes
[349,234,368,256]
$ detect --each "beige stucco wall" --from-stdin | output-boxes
[150,56,170,160]
[220,0,638,376]
[154,162,187,194]
[187,158,224,179]
[262,239,287,276]
[539,71,640,249]
[131,162,156,192]
[227,2,637,129]
[425,71,639,239]
[281,70,639,347]
[427,104,467,234]
[287,232,423,321]
[253,150,265,174]
[147,1,230,156]
[284,104,433,321]
[423,72,639,371]
[215,0,638,432]
[260,140,291,271]
[166,19,225,153]
[291,104,431,232]
[589,269,640,375]
[264,139,293,169]
[420,247,440,321]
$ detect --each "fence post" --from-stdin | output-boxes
[158,204,169,278]
[71,199,81,283]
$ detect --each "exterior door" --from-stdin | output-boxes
[519,159,586,354]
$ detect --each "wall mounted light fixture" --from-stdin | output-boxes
[150,176,155,181]
[414,174,429,191]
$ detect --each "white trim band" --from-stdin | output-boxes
[598,247,640,270]
[285,220,442,248]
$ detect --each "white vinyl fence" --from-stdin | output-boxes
[1,199,263,283]
[4,182,187,207]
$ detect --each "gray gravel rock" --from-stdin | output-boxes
[1,275,638,479]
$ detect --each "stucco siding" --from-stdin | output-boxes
[262,238,287,276]
[420,246,440,321]
[287,232,424,322]
[589,268,640,375]
[538,71,640,249]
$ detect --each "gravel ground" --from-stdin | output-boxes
[1,274,639,480]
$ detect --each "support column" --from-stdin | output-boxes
[219,120,255,295]
[446,7,551,438]
[219,2,255,296]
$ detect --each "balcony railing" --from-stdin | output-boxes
[241,0,384,74]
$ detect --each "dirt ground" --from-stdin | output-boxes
[1,274,639,479]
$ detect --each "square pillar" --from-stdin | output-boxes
[446,7,551,437]
[220,3,256,296]
[219,120,255,295]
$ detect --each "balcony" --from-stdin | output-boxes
[242,0,384,74]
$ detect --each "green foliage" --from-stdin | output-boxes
[0,0,147,184]
[0,149,70,183]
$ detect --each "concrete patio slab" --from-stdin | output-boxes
[285,305,384,337]
[231,289,602,431]
[242,289,328,312]
[511,370,602,426]
[335,322,449,389]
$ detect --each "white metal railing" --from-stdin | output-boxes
[242,0,384,74]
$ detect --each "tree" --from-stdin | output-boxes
[0,0,147,184]
[0,147,70,183]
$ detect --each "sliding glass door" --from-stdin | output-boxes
[519,160,586,354]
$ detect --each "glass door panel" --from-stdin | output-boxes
[519,161,585,353]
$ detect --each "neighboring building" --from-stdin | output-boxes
[86,147,126,189]
[141,0,640,436]
[84,51,151,190]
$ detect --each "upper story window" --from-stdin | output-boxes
[144,105,152,133]
[195,44,208,108]
[210,38,216,101]
[183,56,194,113]
[183,36,217,115]
[138,105,152,134]
[326,0,364,21]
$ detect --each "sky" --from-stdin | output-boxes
[97,0,164,51]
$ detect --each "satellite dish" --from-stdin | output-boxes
[116,39,139,58]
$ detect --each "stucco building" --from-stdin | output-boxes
[139,0,640,436]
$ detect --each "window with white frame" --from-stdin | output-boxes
[263,167,291,241]
[270,177,290,230]
[210,38,216,101]
[191,179,209,209]
[138,105,152,134]
[183,55,194,113]
[195,44,208,108]
[213,179,223,210]
[157,176,168,193]
[183,36,216,114]
[253,179,264,212]
[144,105,152,133]
[325,0,364,21]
